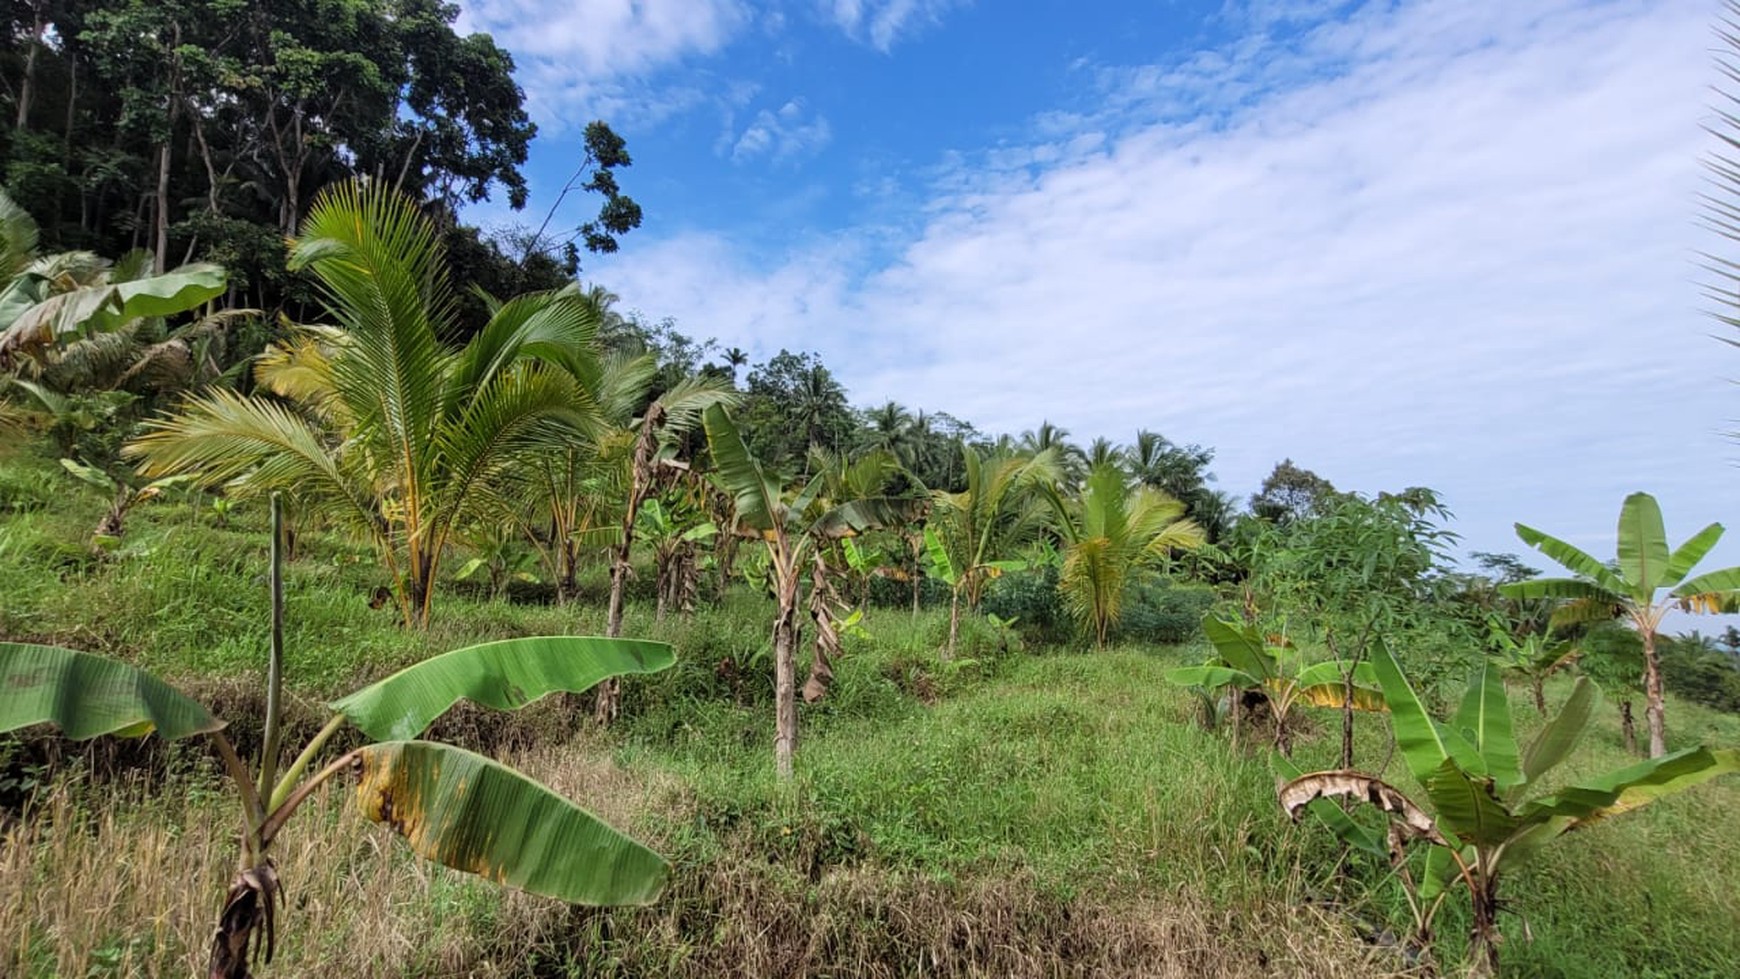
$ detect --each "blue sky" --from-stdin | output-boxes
[456,0,1740,597]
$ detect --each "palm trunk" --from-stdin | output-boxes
[1532,678,1547,716]
[1620,699,1638,756]
[1642,629,1666,758]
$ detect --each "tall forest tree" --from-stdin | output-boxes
[1,0,638,325]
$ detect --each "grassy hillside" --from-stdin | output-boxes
[2,444,1739,977]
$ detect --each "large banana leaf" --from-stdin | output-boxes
[1201,615,1274,682]
[1661,522,1725,589]
[0,264,225,358]
[1371,637,1484,782]
[0,642,222,740]
[1519,746,1740,829]
[333,636,676,741]
[1165,665,1255,690]
[1614,492,1669,597]
[1519,676,1596,787]
[1422,760,1518,847]
[1453,659,1521,788]
[1509,523,1628,596]
[355,741,668,905]
[702,404,781,533]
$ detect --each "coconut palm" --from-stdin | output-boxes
[1044,462,1207,647]
[1502,492,1740,756]
[928,444,1061,656]
[129,182,606,627]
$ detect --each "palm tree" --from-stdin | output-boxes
[1045,462,1206,647]
[722,346,749,383]
[1503,492,1740,756]
[1020,420,1085,485]
[704,404,915,777]
[860,400,913,459]
[928,444,1060,656]
[129,182,606,627]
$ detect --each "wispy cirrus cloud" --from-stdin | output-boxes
[597,0,1736,568]
[821,0,968,51]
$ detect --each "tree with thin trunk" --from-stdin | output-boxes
[703,404,915,777]
[1503,492,1740,757]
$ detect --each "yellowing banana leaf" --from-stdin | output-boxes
[0,641,222,740]
[1519,746,1740,830]
[333,636,676,741]
[0,264,225,358]
[1291,681,1388,712]
[355,741,668,905]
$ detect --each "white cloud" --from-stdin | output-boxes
[822,0,965,51]
[597,0,1738,570]
[730,98,834,162]
[457,0,748,129]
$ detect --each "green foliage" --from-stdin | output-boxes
[1283,640,1740,974]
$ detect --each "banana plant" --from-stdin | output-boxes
[1502,492,1740,756]
[0,500,675,977]
[923,524,1022,660]
[59,456,190,544]
[1279,638,1739,976]
[703,403,918,777]
[1165,613,1385,754]
[1485,614,1579,716]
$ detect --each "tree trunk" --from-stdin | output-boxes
[1532,678,1546,716]
[154,140,173,273]
[773,580,800,779]
[1340,673,1356,769]
[1620,699,1637,756]
[16,7,43,131]
[1642,629,1666,758]
[945,589,960,661]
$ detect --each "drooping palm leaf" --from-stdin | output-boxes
[0,642,222,740]
[333,636,676,741]
[355,740,669,905]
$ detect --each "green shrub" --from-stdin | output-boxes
[1113,580,1215,645]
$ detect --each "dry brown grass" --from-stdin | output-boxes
[0,731,1391,979]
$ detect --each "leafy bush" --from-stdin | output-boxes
[1114,580,1216,645]
[983,565,1066,642]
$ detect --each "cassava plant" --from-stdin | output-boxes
[1280,638,1738,976]
[1166,613,1385,754]
[0,498,674,978]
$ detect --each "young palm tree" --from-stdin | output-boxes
[1046,462,1206,647]
[129,182,606,627]
[1503,492,1740,756]
[928,444,1061,656]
